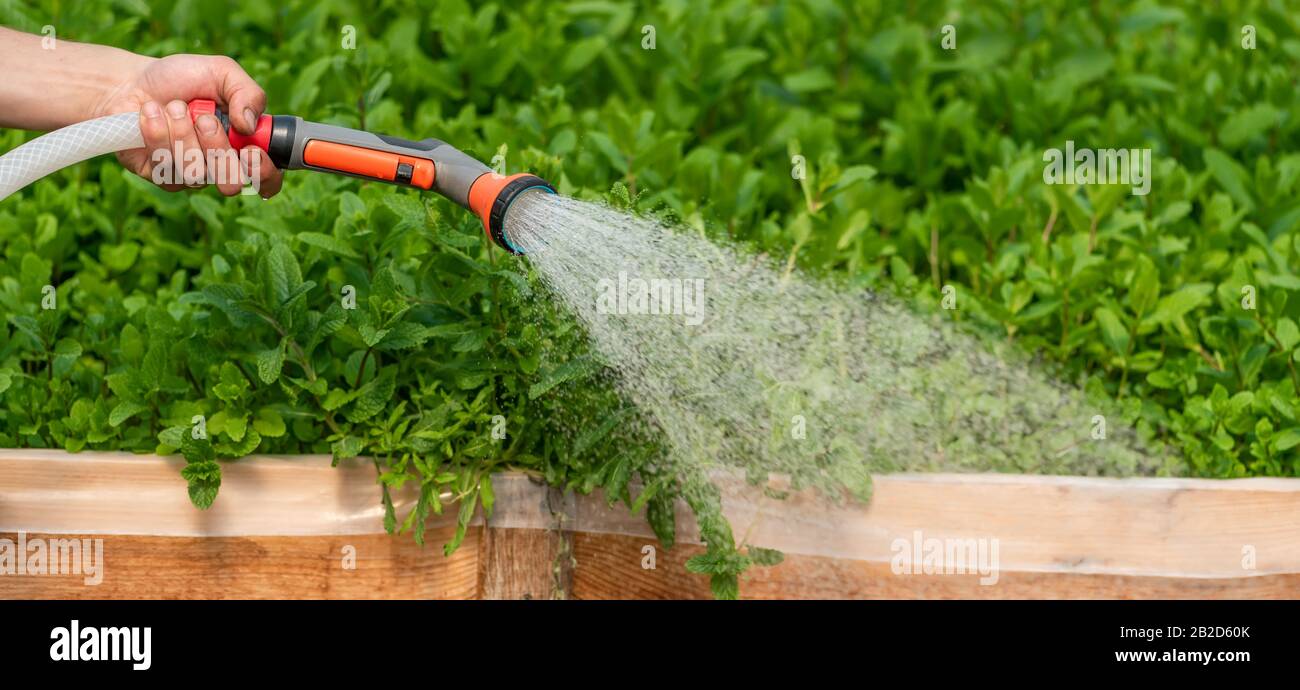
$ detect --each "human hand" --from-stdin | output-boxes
[89,54,283,197]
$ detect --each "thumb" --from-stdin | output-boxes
[210,56,267,135]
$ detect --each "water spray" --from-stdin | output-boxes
[0,99,555,253]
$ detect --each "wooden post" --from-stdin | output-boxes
[478,487,574,599]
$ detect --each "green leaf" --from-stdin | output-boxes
[140,342,168,390]
[259,242,303,307]
[783,68,835,93]
[252,408,286,438]
[1276,318,1300,352]
[321,388,354,411]
[685,549,750,575]
[100,242,141,272]
[358,324,390,347]
[827,165,877,197]
[315,303,347,341]
[1203,148,1254,209]
[561,36,606,75]
[375,322,431,351]
[710,573,740,600]
[297,232,360,258]
[479,474,495,518]
[747,546,785,567]
[181,460,222,509]
[712,47,767,83]
[256,340,285,383]
[585,132,627,173]
[212,362,249,402]
[52,338,82,376]
[452,329,488,353]
[189,195,223,230]
[1146,285,1211,326]
[346,366,397,422]
[331,435,365,465]
[1146,369,1179,389]
[1219,104,1279,150]
[529,356,600,399]
[119,324,145,362]
[1118,73,1176,93]
[216,427,261,457]
[1094,308,1129,356]
[646,490,676,550]
[443,486,478,556]
[382,195,426,229]
[1129,258,1160,316]
[223,411,249,442]
[1273,427,1300,452]
[201,284,260,328]
[179,436,220,509]
[109,401,149,427]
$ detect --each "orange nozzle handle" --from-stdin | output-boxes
[302,140,435,189]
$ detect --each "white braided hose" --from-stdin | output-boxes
[0,112,144,202]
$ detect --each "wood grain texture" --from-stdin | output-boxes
[3,449,1300,598]
[677,473,1300,578]
[4,527,1296,600]
[0,450,430,537]
[569,532,1300,600]
[0,529,479,600]
[477,527,573,599]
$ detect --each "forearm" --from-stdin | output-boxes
[0,26,154,131]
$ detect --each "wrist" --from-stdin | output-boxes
[80,49,157,122]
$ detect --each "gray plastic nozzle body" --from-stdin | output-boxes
[274,117,491,208]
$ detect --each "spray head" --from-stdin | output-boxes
[467,172,556,254]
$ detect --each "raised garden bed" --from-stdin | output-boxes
[1,449,1297,599]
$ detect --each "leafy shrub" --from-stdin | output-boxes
[2,1,1300,597]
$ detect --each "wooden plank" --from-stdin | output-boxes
[579,473,1300,579]
[570,532,1300,600]
[2,449,1299,598]
[8,526,1291,600]
[0,529,479,599]
[0,450,427,537]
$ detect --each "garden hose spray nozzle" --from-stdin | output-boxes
[188,100,554,254]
